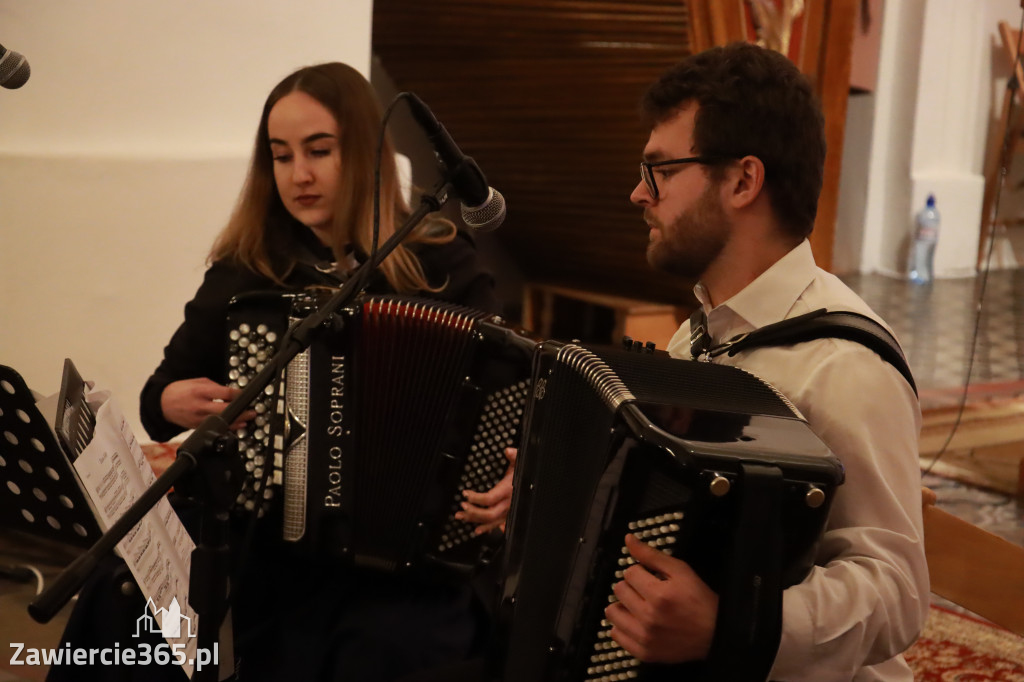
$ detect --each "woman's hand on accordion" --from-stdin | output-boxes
[605,532,719,663]
[457,447,517,534]
[160,378,258,431]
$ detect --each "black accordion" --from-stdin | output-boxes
[224,293,535,578]
[491,341,844,682]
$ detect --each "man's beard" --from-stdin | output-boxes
[646,182,730,280]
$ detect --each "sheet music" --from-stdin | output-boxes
[72,391,199,678]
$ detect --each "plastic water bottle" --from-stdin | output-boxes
[908,194,939,284]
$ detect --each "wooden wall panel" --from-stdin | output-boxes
[373,0,699,306]
[374,0,857,303]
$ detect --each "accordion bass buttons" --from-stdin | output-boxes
[805,487,826,508]
[709,475,731,497]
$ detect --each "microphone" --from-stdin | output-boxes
[0,42,30,89]
[404,93,506,231]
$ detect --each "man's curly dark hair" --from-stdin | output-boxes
[641,42,826,238]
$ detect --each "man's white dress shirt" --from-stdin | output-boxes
[666,240,929,681]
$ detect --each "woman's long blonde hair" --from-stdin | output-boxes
[210,62,455,292]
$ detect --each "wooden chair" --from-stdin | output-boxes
[978,20,1024,268]
[921,486,1024,635]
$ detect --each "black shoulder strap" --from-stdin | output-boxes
[709,308,918,396]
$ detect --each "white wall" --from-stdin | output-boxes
[907,0,987,278]
[843,0,1023,278]
[0,1,372,440]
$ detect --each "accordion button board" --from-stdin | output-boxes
[437,379,530,554]
[226,302,290,517]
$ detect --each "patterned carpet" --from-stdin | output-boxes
[907,606,1024,681]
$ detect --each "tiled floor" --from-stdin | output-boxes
[842,269,1024,549]
[842,269,1024,399]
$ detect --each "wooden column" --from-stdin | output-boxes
[687,0,860,272]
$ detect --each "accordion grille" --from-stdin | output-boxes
[282,345,310,541]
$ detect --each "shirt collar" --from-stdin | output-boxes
[694,239,818,338]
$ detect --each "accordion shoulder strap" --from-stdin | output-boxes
[707,308,917,396]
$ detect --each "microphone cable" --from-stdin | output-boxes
[355,91,426,295]
[922,5,1024,476]
[358,92,412,296]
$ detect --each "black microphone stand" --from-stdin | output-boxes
[29,174,459,681]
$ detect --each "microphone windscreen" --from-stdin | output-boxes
[0,47,30,89]
[461,188,506,232]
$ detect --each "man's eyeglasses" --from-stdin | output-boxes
[639,156,732,200]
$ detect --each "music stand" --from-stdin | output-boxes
[0,362,103,550]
